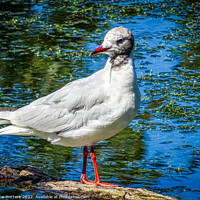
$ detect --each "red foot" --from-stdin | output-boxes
[80,146,119,187]
[96,181,119,187]
[80,174,95,185]
[81,174,118,187]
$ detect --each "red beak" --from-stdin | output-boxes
[90,46,110,56]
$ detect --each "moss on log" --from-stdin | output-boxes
[0,165,178,200]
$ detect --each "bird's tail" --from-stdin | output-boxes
[0,111,12,125]
[0,119,10,124]
[0,125,33,136]
[0,111,33,136]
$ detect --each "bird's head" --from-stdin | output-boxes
[90,26,134,58]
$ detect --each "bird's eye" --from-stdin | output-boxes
[116,38,123,44]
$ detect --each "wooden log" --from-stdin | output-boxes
[0,165,178,200]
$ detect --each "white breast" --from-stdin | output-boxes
[44,57,141,147]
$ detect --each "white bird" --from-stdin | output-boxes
[0,26,140,187]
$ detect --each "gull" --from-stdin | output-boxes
[0,26,141,187]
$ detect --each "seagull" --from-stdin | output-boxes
[0,26,141,187]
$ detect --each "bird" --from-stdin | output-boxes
[0,26,141,187]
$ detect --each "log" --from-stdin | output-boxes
[0,165,178,200]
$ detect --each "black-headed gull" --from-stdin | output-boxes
[0,26,141,187]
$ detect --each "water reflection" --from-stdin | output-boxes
[0,0,200,199]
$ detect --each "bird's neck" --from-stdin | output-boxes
[104,54,138,93]
[109,54,130,68]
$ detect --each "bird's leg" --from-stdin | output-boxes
[80,146,118,187]
[80,146,95,184]
[90,146,100,183]
[90,146,118,187]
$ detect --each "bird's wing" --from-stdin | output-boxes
[11,71,112,134]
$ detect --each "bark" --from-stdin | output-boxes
[0,165,178,200]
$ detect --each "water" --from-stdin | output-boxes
[0,0,199,199]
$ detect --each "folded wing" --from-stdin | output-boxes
[10,71,112,134]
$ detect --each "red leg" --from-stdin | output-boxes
[80,146,118,187]
[90,146,118,187]
[80,146,95,185]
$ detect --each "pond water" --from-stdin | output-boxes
[0,0,199,199]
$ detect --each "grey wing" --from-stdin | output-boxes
[10,75,111,134]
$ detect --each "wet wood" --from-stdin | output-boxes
[0,165,178,200]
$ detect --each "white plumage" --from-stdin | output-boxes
[0,26,141,148]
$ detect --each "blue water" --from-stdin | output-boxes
[0,1,199,199]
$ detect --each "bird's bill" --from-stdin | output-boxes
[90,46,110,56]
